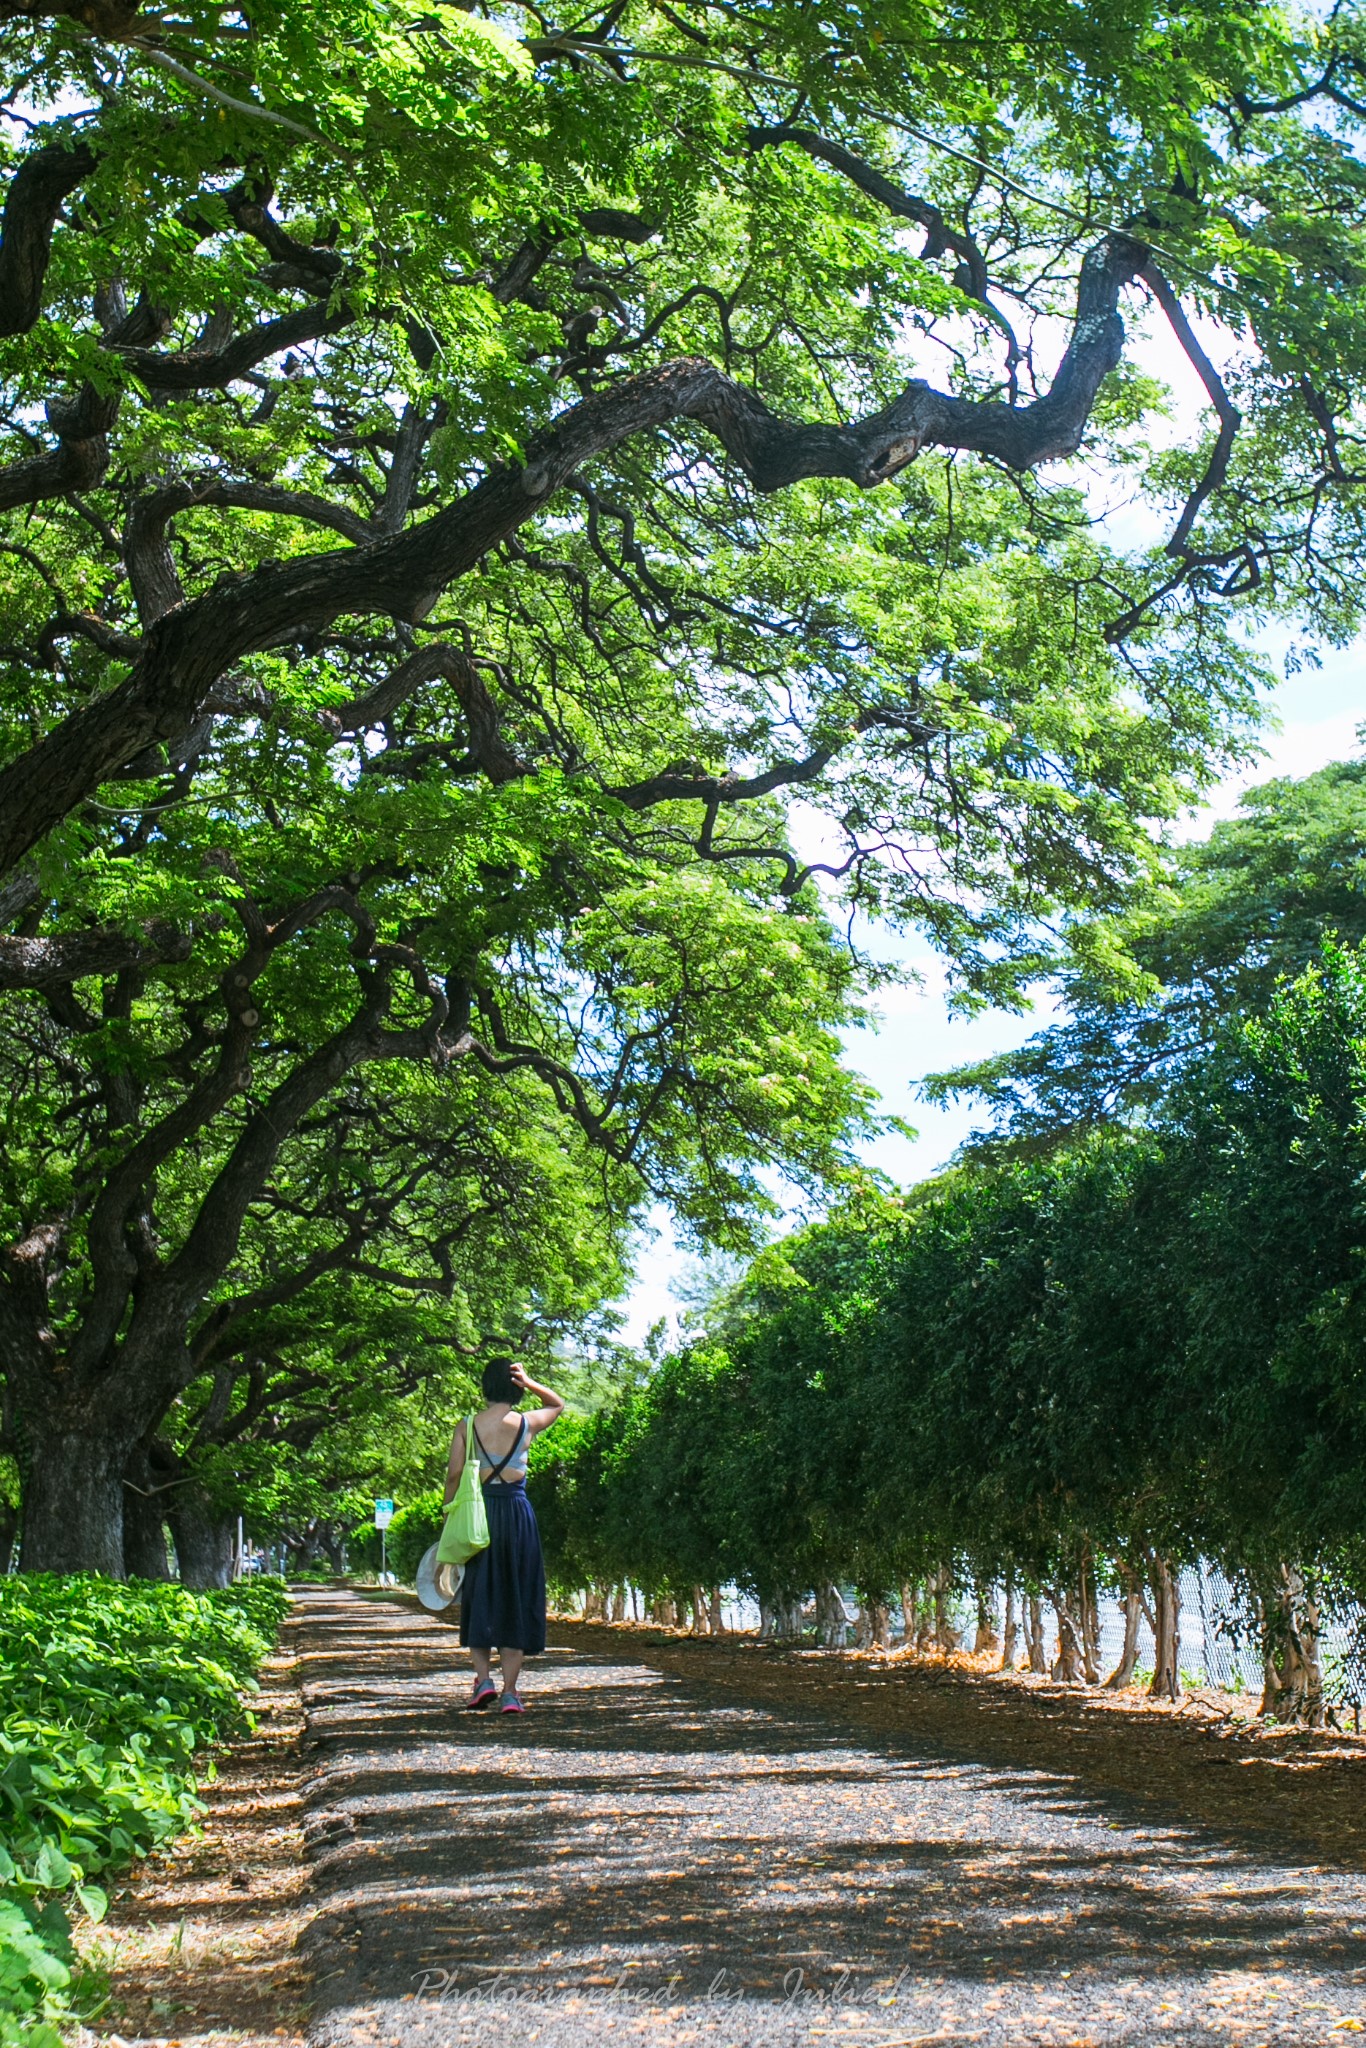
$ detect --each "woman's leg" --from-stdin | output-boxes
[470,1648,493,1687]
[500,1648,524,1693]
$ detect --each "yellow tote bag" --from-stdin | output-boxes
[436,1415,489,1566]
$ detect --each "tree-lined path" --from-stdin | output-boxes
[290,1591,1366,2047]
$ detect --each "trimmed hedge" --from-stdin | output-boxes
[0,1574,290,2046]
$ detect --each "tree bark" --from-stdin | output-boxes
[1105,1563,1145,1687]
[1049,1589,1086,1684]
[933,1566,960,1651]
[121,1435,180,1581]
[1001,1576,1019,1670]
[169,1492,236,1589]
[1259,1565,1324,1724]
[973,1584,1000,1657]
[1078,1545,1101,1684]
[899,1580,917,1648]
[0,142,99,339]
[858,1598,891,1650]
[1147,1553,1182,1700]
[20,1426,131,1574]
[759,1594,804,1640]
[708,1585,724,1635]
[915,1576,936,1652]
[815,1581,850,1648]
[1026,1594,1050,1674]
[122,1474,173,1579]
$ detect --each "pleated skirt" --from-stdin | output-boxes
[459,1482,547,1654]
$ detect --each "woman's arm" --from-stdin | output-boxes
[442,1419,467,1506]
[511,1363,565,1437]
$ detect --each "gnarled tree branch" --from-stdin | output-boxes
[0,230,1147,879]
[0,921,191,992]
[0,140,97,337]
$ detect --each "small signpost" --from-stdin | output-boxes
[374,1498,394,1584]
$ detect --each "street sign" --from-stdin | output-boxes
[374,1498,394,1529]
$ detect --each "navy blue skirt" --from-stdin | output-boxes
[459,1483,546,1654]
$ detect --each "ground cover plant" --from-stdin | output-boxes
[0,1574,289,2045]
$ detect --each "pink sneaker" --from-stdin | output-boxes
[500,1689,525,1714]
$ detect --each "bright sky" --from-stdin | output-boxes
[614,302,1366,1346]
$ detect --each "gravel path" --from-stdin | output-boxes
[293,1589,1366,2047]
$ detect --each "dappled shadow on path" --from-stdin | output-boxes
[293,1594,1366,2023]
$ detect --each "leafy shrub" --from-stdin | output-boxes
[386,1492,446,1582]
[0,1575,288,2041]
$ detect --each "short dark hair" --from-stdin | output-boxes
[481,1355,519,1403]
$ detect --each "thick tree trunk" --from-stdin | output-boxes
[20,1427,131,1574]
[122,1440,174,1581]
[1105,1565,1145,1687]
[815,1581,849,1648]
[1259,1566,1324,1725]
[610,1586,626,1623]
[856,1598,891,1650]
[1001,1577,1019,1670]
[899,1580,917,1648]
[759,1595,803,1640]
[708,1585,724,1635]
[1026,1594,1050,1674]
[933,1567,960,1651]
[1049,1589,1086,1684]
[690,1584,708,1634]
[973,1584,1000,1658]
[170,1494,236,1589]
[915,1572,936,1651]
[122,1484,172,1579]
[1078,1546,1101,1684]
[1147,1553,1182,1700]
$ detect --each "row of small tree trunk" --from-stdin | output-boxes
[579,1555,1332,1726]
[579,1583,727,1633]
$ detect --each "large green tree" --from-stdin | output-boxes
[8,0,1366,1570]
[931,757,1366,1149]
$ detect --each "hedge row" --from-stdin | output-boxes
[530,949,1366,1719]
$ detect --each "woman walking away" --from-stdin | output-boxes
[445,1358,563,1714]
